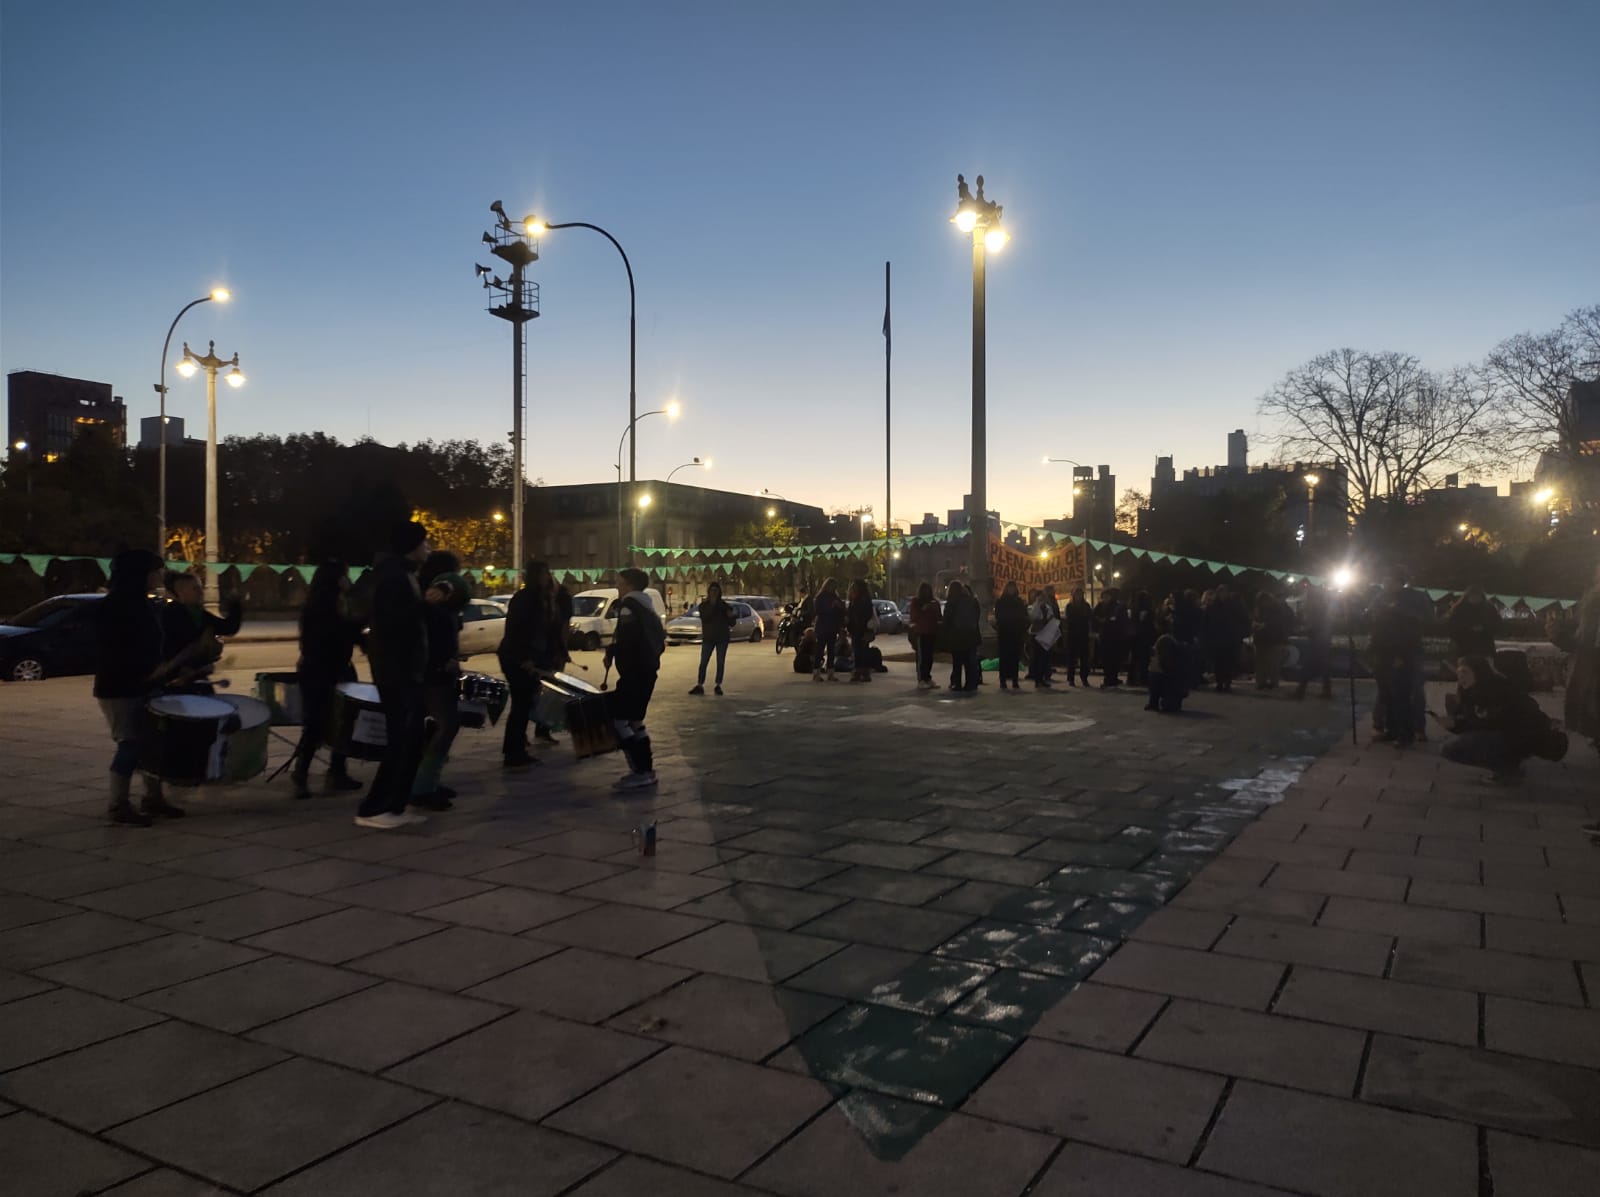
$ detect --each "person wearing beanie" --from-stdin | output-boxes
[93,548,179,825]
[355,520,431,829]
[411,554,467,809]
[604,567,665,789]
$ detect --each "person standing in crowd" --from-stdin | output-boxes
[1128,589,1157,687]
[606,567,666,789]
[1252,588,1292,690]
[1548,560,1600,764]
[1094,586,1130,687]
[355,520,431,829]
[497,561,563,766]
[689,581,733,695]
[1368,567,1425,747]
[94,549,177,826]
[1028,584,1061,688]
[992,580,1029,690]
[1447,584,1500,662]
[812,577,844,682]
[846,579,876,683]
[944,579,982,693]
[1172,588,1203,688]
[909,581,941,689]
[289,560,364,800]
[1294,580,1334,700]
[1206,584,1248,692]
[410,556,467,810]
[1063,585,1093,687]
[158,570,242,692]
[1440,656,1560,782]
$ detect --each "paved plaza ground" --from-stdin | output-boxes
[0,638,1597,1196]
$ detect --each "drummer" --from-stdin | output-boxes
[93,548,183,826]
[410,554,468,810]
[158,569,242,692]
[498,559,566,767]
[289,560,365,800]
[605,567,666,791]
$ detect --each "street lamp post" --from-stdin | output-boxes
[613,402,680,566]
[951,174,1007,633]
[175,340,245,609]
[665,457,711,485]
[155,288,229,557]
[523,216,639,559]
[633,492,653,561]
[480,203,540,586]
[1304,473,1320,541]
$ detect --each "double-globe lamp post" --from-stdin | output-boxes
[951,175,1007,630]
[155,288,230,558]
[175,340,245,609]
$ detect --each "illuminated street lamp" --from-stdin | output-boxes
[176,339,245,608]
[1304,473,1320,540]
[614,401,680,565]
[951,173,1007,629]
[155,287,230,556]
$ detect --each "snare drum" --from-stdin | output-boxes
[253,672,304,726]
[217,695,272,783]
[458,672,509,729]
[141,694,237,784]
[538,672,619,759]
[330,682,387,761]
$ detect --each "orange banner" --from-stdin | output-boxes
[987,537,1086,598]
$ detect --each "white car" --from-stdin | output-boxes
[666,601,764,645]
[457,598,508,659]
[726,594,781,634]
[567,587,669,651]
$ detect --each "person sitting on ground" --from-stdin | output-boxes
[1144,633,1188,714]
[793,627,816,674]
[1440,655,1564,782]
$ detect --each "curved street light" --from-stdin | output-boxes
[155,288,230,556]
[613,401,680,564]
[666,457,711,485]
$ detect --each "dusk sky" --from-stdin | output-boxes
[3,0,1596,533]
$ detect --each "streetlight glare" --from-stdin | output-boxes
[1041,455,1050,465]
[1304,473,1320,486]
[665,400,681,420]
[210,288,231,303]
[983,228,1009,253]
[766,507,776,519]
[861,514,872,525]
[13,440,25,451]
[1333,567,1356,590]
[638,493,653,508]
[1039,550,1049,560]
[492,511,505,523]
[523,217,547,237]
[702,457,713,470]
[225,368,246,389]
[1533,487,1554,504]
[175,358,198,378]
[953,209,979,233]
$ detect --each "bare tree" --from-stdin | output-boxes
[1480,304,1600,505]
[1115,488,1148,537]
[1258,349,1496,512]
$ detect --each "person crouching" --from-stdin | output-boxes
[1145,634,1188,714]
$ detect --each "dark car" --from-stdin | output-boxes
[0,593,107,681]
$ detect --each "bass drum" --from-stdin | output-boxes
[217,695,273,783]
[253,672,303,726]
[141,694,237,785]
[538,672,619,760]
[330,682,387,761]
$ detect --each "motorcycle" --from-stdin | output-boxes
[774,602,810,654]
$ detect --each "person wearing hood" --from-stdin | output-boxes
[93,548,181,825]
[354,520,431,829]
[605,567,666,790]
[410,552,467,810]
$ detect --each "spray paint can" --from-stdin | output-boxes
[632,822,658,857]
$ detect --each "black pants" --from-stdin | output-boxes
[1212,643,1239,689]
[1101,640,1125,685]
[1064,635,1091,683]
[1297,640,1332,694]
[997,632,1024,684]
[292,672,350,779]
[949,647,979,691]
[915,635,936,682]
[697,638,729,685]
[502,667,536,757]
[1129,637,1155,685]
[358,680,424,817]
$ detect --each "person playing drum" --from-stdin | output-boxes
[498,559,566,767]
[605,567,666,791]
[411,555,468,809]
[289,560,365,800]
[157,569,242,692]
[93,549,184,825]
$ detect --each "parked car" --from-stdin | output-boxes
[726,594,781,634]
[457,598,509,659]
[567,587,669,651]
[872,599,906,635]
[665,601,764,646]
[484,593,517,612]
[0,593,108,681]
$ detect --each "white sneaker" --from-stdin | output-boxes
[613,771,658,791]
[354,812,411,830]
[397,812,429,825]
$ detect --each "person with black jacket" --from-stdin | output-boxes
[606,567,666,790]
[1128,590,1158,686]
[846,579,876,684]
[1206,585,1249,692]
[498,561,566,765]
[94,549,178,826]
[944,580,981,693]
[1063,586,1093,687]
[1442,656,1557,781]
[1094,587,1130,687]
[157,570,242,692]
[289,560,364,799]
[992,580,1029,690]
[411,554,466,810]
[689,581,734,695]
[354,521,431,829]
[1294,581,1334,700]
[1446,585,1500,661]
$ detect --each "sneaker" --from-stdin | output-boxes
[714,685,723,696]
[689,684,705,695]
[812,671,824,682]
[354,812,412,830]
[325,771,363,792]
[397,812,429,825]
[108,804,153,828]
[613,771,658,791]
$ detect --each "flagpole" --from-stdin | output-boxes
[884,260,892,602]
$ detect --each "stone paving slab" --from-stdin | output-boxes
[1,655,1596,1194]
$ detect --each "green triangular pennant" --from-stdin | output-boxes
[21,554,52,573]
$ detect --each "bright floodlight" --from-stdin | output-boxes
[523,216,547,237]
[493,511,505,523]
[638,493,653,509]
[665,400,681,420]
[1304,473,1320,486]
[702,457,712,470]
[1533,487,1554,504]
[766,507,776,518]
[1041,455,1050,465]
[12,440,26,451]
[1094,563,1103,571]
[1039,550,1049,560]
[175,358,198,378]
[225,368,246,389]
[983,227,1009,253]
[1333,567,1355,590]
[1458,523,1469,533]
[210,288,231,302]
[953,209,979,233]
